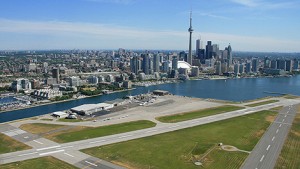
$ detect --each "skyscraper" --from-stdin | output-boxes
[153,54,160,73]
[52,67,60,83]
[172,56,178,70]
[227,44,232,67]
[206,41,213,59]
[130,56,139,74]
[142,54,150,75]
[196,38,201,56]
[188,11,193,66]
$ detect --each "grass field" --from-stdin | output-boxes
[283,95,300,99]
[156,105,244,123]
[0,156,78,169]
[270,106,284,112]
[275,106,300,169]
[0,133,31,154]
[82,110,276,169]
[21,120,156,143]
[58,118,84,122]
[245,100,279,107]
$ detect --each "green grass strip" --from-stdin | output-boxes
[246,100,279,107]
[0,156,78,169]
[54,120,156,143]
[156,105,244,123]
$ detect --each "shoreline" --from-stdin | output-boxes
[0,75,298,114]
[0,88,136,114]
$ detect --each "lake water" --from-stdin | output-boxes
[0,76,299,123]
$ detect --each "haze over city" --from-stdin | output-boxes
[1,0,300,52]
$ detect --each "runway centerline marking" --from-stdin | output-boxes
[266,145,271,151]
[118,135,132,139]
[85,161,98,167]
[56,146,73,150]
[276,129,279,133]
[39,149,64,156]
[282,119,285,122]
[33,140,43,145]
[279,124,282,127]
[64,152,74,158]
[146,130,157,133]
[260,155,265,162]
[168,125,180,129]
[36,145,61,151]
[90,140,106,144]
[272,136,275,142]
[18,152,38,157]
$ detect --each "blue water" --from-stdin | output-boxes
[1,76,300,123]
[0,96,17,104]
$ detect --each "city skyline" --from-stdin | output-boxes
[0,0,300,52]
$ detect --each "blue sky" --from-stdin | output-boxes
[0,0,299,52]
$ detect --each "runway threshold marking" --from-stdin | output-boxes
[260,155,265,162]
[90,140,106,144]
[18,152,38,157]
[64,152,74,158]
[85,161,98,167]
[36,145,61,151]
[39,149,64,156]
[33,140,43,145]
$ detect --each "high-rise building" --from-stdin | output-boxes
[227,44,232,67]
[239,64,244,74]
[270,60,277,69]
[172,56,178,70]
[215,61,222,75]
[11,78,32,92]
[162,61,169,73]
[130,56,139,74]
[264,57,271,68]
[142,54,150,75]
[277,60,286,70]
[286,60,292,72]
[188,11,194,65]
[293,60,299,70]
[153,54,160,73]
[179,51,187,62]
[252,59,258,72]
[245,62,252,73]
[196,38,201,56]
[52,67,60,83]
[234,64,239,75]
[88,76,98,84]
[191,66,199,77]
[206,41,213,59]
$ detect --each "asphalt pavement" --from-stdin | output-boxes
[241,104,298,169]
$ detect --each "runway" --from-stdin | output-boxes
[0,98,299,168]
[241,104,298,169]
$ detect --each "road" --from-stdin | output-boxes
[241,104,298,169]
[0,98,299,168]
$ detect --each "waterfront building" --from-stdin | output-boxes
[206,41,213,59]
[264,57,271,68]
[138,73,146,81]
[245,62,252,73]
[178,68,188,76]
[221,62,228,74]
[52,67,60,83]
[88,75,99,84]
[106,75,115,82]
[215,61,222,75]
[270,60,277,69]
[11,78,32,92]
[153,54,160,73]
[227,44,232,67]
[172,56,178,70]
[191,66,199,77]
[130,56,139,74]
[67,76,81,87]
[142,54,150,75]
[234,64,239,75]
[33,89,63,99]
[162,61,169,73]
[285,60,292,72]
[277,60,286,70]
[31,79,40,89]
[252,59,258,73]
[293,60,299,70]
[239,64,244,74]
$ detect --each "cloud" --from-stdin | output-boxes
[194,12,232,20]
[230,0,298,9]
[0,18,299,52]
[84,0,135,5]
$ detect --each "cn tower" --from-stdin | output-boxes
[188,11,193,65]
